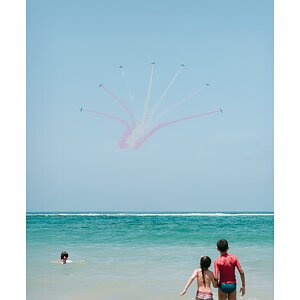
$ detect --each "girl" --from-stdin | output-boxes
[180,256,218,300]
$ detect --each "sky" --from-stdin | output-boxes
[26,0,274,212]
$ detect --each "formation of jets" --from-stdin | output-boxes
[89,67,221,117]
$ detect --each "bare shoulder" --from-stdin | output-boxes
[194,268,201,275]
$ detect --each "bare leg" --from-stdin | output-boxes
[228,290,237,300]
[218,288,228,300]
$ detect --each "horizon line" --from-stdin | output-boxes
[26,210,274,214]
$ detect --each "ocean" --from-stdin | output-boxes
[26,212,274,300]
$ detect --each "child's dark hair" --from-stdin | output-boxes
[200,256,211,287]
[217,239,229,252]
[60,251,68,259]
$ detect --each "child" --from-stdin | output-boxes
[60,251,72,264]
[214,239,245,300]
[180,256,218,300]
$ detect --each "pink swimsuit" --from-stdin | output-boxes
[196,291,213,300]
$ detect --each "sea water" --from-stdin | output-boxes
[27,212,273,300]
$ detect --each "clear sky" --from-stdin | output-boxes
[27,0,273,212]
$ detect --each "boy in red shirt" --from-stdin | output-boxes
[214,240,246,300]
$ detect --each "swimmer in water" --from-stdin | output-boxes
[60,251,72,264]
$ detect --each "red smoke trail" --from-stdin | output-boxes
[135,109,220,148]
[83,108,130,129]
[101,85,136,128]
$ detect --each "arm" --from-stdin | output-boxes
[213,260,219,284]
[238,268,246,296]
[210,272,219,288]
[234,257,245,297]
[180,269,198,296]
[235,258,245,296]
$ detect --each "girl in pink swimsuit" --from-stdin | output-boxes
[180,256,218,300]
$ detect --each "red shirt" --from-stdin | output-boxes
[214,253,242,284]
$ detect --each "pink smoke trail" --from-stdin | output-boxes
[82,108,134,149]
[135,109,220,148]
[100,85,136,128]
[82,108,130,129]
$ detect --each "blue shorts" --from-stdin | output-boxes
[219,283,236,294]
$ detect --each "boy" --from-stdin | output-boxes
[214,240,245,300]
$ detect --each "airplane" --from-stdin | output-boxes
[205,83,210,86]
[119,65,123,68]
[220,108,223,113]
[151,62,156,65]
[181,64,185,67]
[98,83,103,87]
[80,107,83,112]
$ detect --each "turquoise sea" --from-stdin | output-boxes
[27,212,274,300]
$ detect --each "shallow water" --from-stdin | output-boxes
[27,212,273,300]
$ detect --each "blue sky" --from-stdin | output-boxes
[27,0,273,212]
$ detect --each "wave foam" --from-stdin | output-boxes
[26,212,274,217]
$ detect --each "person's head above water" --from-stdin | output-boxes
[60,251,68,263]
[217,239,229,252]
